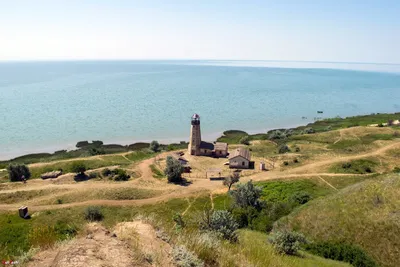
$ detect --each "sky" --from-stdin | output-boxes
[0,0,399,63]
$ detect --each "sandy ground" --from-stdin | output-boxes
[28,220,172,267]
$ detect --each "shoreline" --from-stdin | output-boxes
[0,120,312,161]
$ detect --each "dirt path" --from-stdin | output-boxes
[317,176,338,191]
[115,220,174,267]
[333,129,344,144]
[28,223,138,267]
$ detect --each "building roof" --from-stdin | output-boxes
[199,141,214,150]
[229,147,251,161]
[214,142,228,151]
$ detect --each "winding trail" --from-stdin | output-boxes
[0,141,399,212]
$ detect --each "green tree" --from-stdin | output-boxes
[239,135,250,145]
[7,164,31,182]
[164,156,183,183]
[223,172,240,191]
[71,161,86,175]
[149,140,160,152]
[230,180,262,209]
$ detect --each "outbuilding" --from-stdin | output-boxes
[229,147,251,169]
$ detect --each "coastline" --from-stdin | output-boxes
[0,120,312,161]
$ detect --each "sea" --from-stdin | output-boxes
[1,60,400,160]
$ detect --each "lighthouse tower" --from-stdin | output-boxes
[188,114,201,155]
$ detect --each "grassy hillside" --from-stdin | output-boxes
[274,175,400,267]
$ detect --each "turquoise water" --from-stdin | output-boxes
[1,60,400,159]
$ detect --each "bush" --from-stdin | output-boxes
[149,140,160,152]
[164,156,183,183]
[172,245,204,267]
[71,161,86,174]
[278,144,290,154]
[200,210,238,242]
[230,180,262,209]
[268,230,307,255]
[394,167,400,173]
[173,213,185,230]
[112,168,130,181]
[102,168,112,177]
[239,136,250,145]
[7,164,31,182]
[342,162,352,169]
[268,130,287,140]
[289,191,311,204]
[84,206,104,221]
[304,242,378,267]
[295,146,301,152]
[293,158,299,163]
[304,127,315,134]
[283,161,289,166]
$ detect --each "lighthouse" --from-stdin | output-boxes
[188,114,201,155]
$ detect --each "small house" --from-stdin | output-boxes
[229,147,251,169]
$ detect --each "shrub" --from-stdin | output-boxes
[393,167,400,173]
[295,146,301,152]
[293,158,299,163]
[149,140,160,152]
[230,180,262,209]
[342,162,352,169]
[289,191,311,204]
[239,135,250,145]
[172,245,204,267]
[84,206,104,221]
[102,168,112,177]
[89,147,105,156]
[304,127,315,134]
[7,164,31,182]
[268,230,307,255]
[304,242,378,267]
[283,161,289,166]
[54,220,78,240]
[268,130,287,140]
[173,213,185,230]
[88,172,99,179]
[112,168,130,181]
[57,199,63,204]
[278,144,290,154]
[71,161,86,174]
[199,209,238,242]
[164,156,183,183]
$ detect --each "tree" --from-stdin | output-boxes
[223,172,240,191]
[149,140,160,152]
[164,156,183,183]
[230,180,262,209]
[7,164,31,182]
[71,161,86,175]
[239,136,250,145]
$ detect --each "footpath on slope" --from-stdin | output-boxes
[28,220,173,267]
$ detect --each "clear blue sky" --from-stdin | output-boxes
[1,0,399,63]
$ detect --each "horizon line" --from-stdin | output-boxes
[1,59,400,66]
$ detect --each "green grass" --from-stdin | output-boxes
[150,164,165,178]
[255,179,333,203]
[249,141,277,157]
[0,189,68,204]
[38,187,161,205]
[275,174,400,267]
[217,130,269,144]
[329,159,379,174]
[124,150,155,161]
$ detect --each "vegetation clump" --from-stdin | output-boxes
[230,180,262,209]
[278,144,291,154]
[101,168,130,181]
[84,206,104,221]
[164,156,183,183]
[268,230,307,255]
[239,135,250,145]
[71,161,86,175]
[172,245,204,267]
[7,164,31,182]
[200,209,238,242]
[304,242,378,267]
[149,140,160,152]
